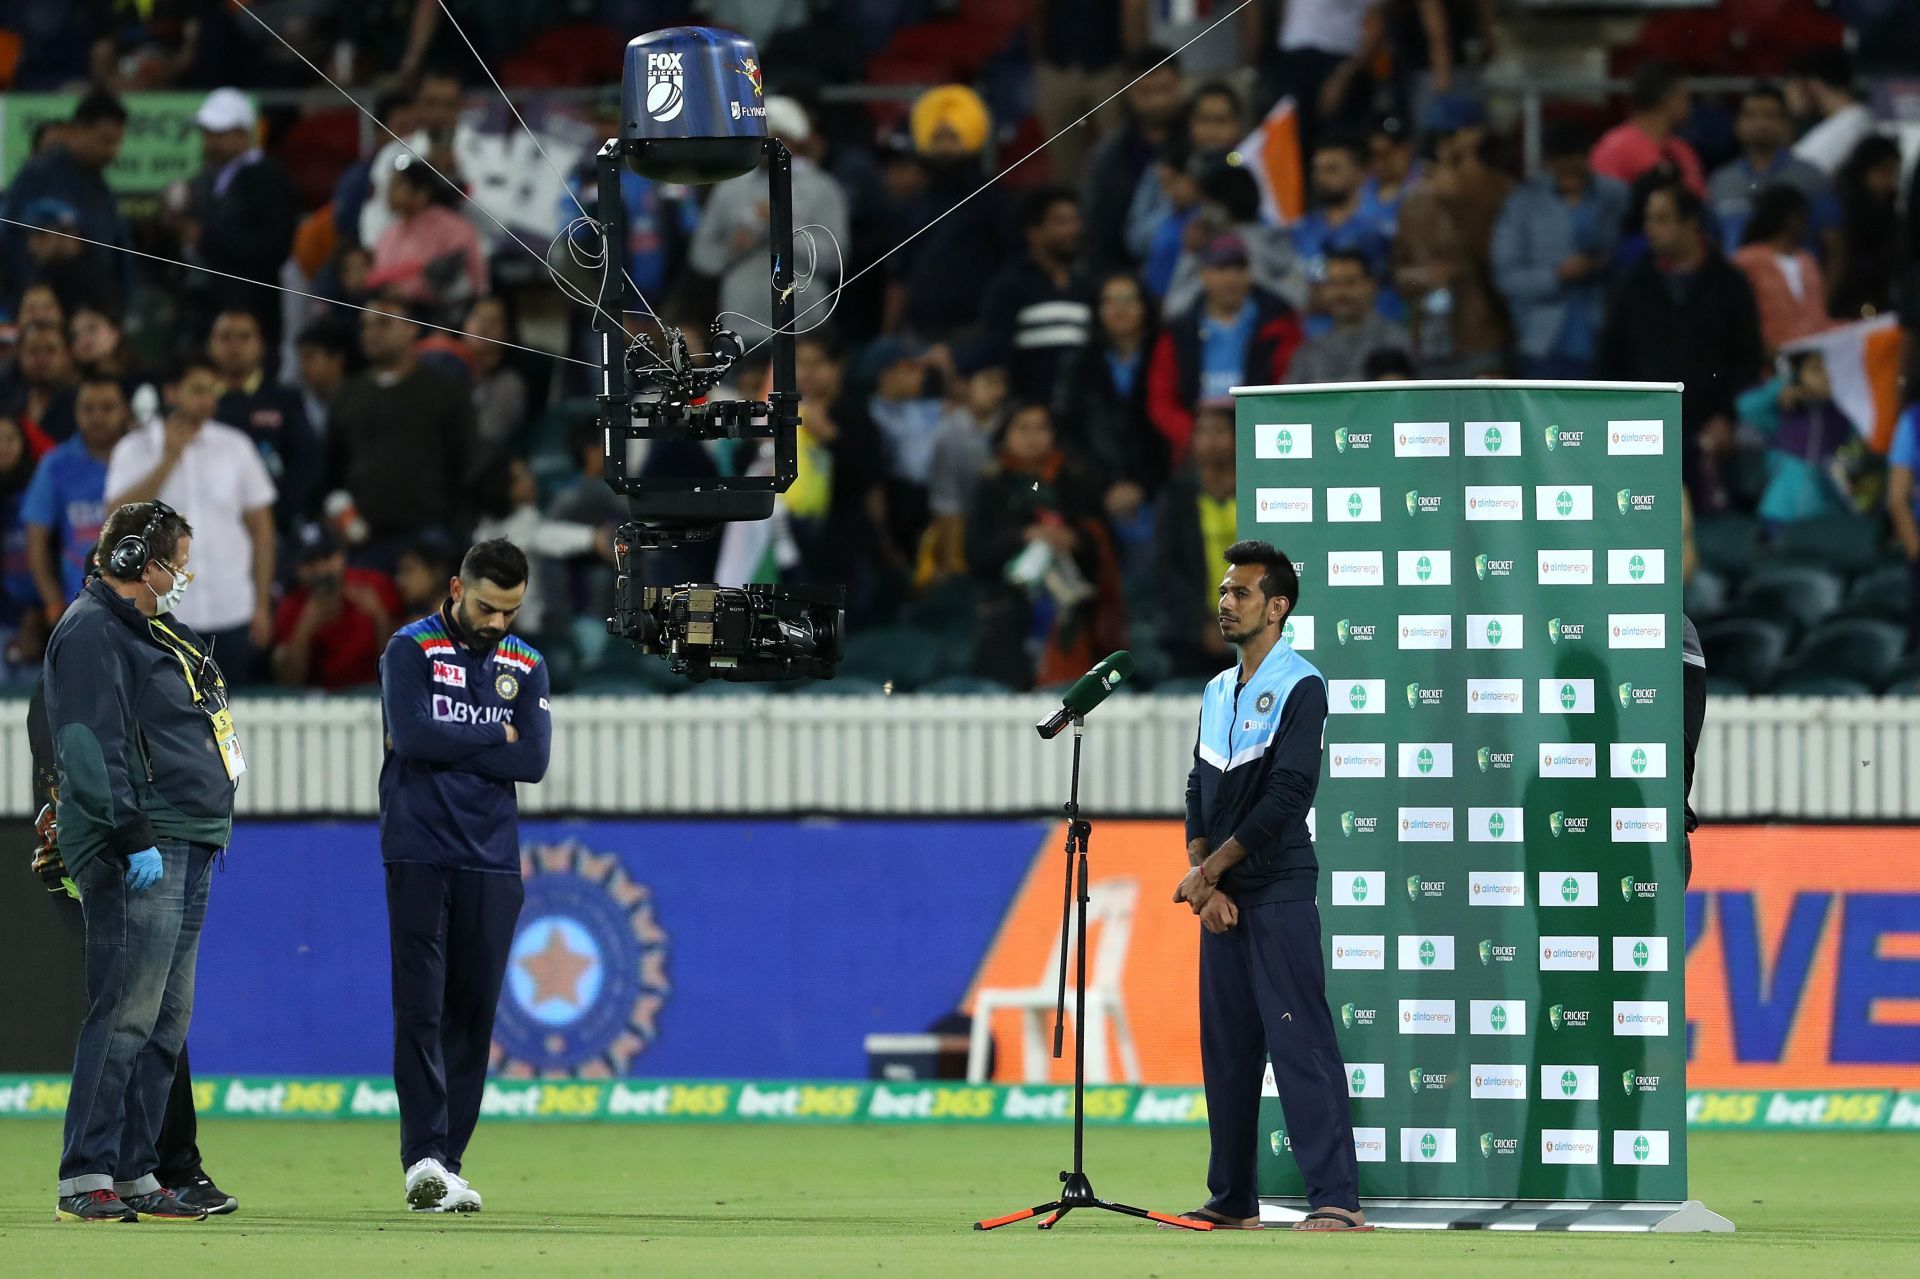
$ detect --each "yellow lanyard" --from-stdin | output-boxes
[149,619,216,707]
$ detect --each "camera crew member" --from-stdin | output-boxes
[45,500,242,1223]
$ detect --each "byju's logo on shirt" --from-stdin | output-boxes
[431,694,513,726]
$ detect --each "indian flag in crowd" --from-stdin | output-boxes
[1782,314,1906,451]
[1237,97,1306,227]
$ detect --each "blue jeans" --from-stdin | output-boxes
[58,840,215,1197]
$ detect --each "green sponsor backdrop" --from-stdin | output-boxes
[2,1077,1911,1130]
[1,93,234,210]
[1235,382,1687,1201]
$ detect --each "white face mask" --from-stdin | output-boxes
[150,564,190,614]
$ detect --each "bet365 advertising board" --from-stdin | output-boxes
[1234,381,1685,1201]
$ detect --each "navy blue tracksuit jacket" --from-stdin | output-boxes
[1186,637,1359,1218]
[378,606,552,869]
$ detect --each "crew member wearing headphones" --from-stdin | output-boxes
[44,500,242,1224]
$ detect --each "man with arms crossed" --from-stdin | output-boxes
[1172,540,1368,1232]
[379,539,551,1213]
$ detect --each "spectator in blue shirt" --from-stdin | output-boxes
[21,375,129,626]
[0,414,39,670]
[1358,114,1422,237]
[1888,402,1920,649]
[2,91,133,313]
[1707,85,1839,256]
[1291,131,1395,336]
[1492,120,1628,380]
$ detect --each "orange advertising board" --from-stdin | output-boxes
[966,822,1920,1090]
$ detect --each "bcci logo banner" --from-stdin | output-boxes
[493,840,673,1078]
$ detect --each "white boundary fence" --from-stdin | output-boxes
[5,694,1919,821]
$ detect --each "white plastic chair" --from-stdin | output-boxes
[967,878,1143,1084]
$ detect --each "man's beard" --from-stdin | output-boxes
[1221,616,1261,645]
[457,599,505,645]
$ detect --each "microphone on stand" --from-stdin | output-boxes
[1036,651,1136,740]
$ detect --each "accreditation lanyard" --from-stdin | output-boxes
[149,618,246,784]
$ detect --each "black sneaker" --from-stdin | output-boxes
[122,1189,208,1222]
[174,1172,238,1216]
[54,1189,138,1223]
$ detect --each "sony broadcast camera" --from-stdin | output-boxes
[590,27,843,682]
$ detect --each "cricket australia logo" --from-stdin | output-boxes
[493,840,672,1078]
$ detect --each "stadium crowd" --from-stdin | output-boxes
[0,0,1916,694]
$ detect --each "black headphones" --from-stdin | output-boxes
[106,501,178,581]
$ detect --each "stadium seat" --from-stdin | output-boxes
[900,577,980,627]
[1770,673,1874,697]
[1841,564,1912,621]
[1684,567,1730,620]
[1693,514,1759,580]
[1698,618,1791,693]
[1733,563,1845,643]
[1878,652,1920,697]
[836,625,947,690]
[1767,513,1888,578]
[1777,618,1907,692]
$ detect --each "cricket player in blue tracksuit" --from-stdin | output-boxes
[1172,540,1368,1232]
[378,539,551,1214]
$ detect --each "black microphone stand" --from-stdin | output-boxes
[973,716,1210,1233]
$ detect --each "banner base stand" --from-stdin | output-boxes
[1259,1198,1734,1232]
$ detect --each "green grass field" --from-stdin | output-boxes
[0,1123,1911,1277]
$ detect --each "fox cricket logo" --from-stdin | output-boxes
[493,840,672,1078]
[645,51,686,122]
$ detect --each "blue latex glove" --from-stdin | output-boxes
[125,847,163,893]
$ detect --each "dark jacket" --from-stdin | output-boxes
[217,379,322,528]
[1081,125,1159,274]
[979,256,1092,405]
[1147,289,1304,463]
[1052,341,1167,495]
[42,578,236,873]
[328,362,476,541]
[1185,641,1327,906]
[893,161,1017,339]
[1597,251,1765,430]
[191,155,300,346]
[378,603,553,873]
[1150,470,1228,678]
[2,145,133,309]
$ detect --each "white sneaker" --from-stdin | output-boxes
[440,1169,482,1213]
[404,1158,451,1213]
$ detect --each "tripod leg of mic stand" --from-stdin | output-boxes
[974,1202,1059,1231]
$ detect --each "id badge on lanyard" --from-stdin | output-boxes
[211,706,246,783]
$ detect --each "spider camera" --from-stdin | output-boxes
[594,27,842,681]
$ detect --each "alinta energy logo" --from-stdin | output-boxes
[1548,810,1590,837]
[1617,488,1657,514]
[1548,1003,1591,1031]
[1478,939,1516,965]
[1341,1003,1378,1029]
[1477,747,1515,773]
[1336,618,1377,644]
[1475,553,1515,580]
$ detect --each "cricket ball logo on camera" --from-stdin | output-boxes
[492,840,672,1078]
